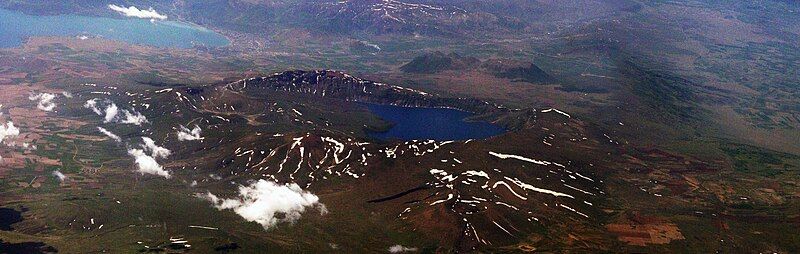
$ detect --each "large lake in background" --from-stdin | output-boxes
[0,8,229,48]
[366,104,506,141]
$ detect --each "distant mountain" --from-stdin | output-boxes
[481,59,554,84]
[299,0,516,36]
[401,52,554,83]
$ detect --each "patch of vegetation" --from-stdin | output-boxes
[721,143,798,177]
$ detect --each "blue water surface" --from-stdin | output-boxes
[0,8,229,48]
[366,104,506,141]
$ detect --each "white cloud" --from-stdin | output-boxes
[61,91,73,98]
[84,99,117,122]
[388,245,418,253]
[108,4,167,20]
[84,99,147,125]
[121,109,148,125]
[104,103,119,123]
[97,127,122,142]
[0,121,20,143]
[84,99,103,115]
[127,148,170,178]
[141,137,171,159]
[127,138,171,178]
[142,138,168,156]
[177,125,203,141]
[29,93,57,111]
[199,179,325,229]
[52,170,67,182]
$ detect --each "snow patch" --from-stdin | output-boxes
[540,108,571,118]
[489,151,564,167]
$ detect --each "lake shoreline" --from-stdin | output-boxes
[0,8,230,49]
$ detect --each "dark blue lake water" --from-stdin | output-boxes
[366,104,506,141]
[0,8,229,48]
